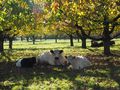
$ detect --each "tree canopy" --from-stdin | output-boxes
[0,0,120,55]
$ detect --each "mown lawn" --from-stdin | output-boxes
[0,39,120,90]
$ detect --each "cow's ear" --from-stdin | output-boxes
[65,56,67,59]
[50,50,54,54]
[59,50,63,54]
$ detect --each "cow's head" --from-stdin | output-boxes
[50,50,63,60]
[50,50,67,65]
[65,55,76,65]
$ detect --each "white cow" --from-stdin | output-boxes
[37,50,68,66]
[65,55,91,70]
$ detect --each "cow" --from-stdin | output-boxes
[65,55,91,70]
[37,50,68,66]
[16,57,39,68]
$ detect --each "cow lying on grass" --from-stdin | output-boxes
[65,55,91,70]
[38,50,68,66]
[16,57,39,68]
[16,50,68,68]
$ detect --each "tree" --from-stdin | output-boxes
[75,0,120,55]
[44,0,89,48]
[0,0,33,52]
[45,0,120,55]
[29,0,47,44]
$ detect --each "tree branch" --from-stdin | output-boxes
[83,16,103,23]
[109,24,116,34]
[76,29,82,38]
[109,22,120,34]
[0,0,8,10]
[111,31,120,39]
[112,14,120,22]
[75,24,103,40]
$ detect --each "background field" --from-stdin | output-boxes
[0,39,120,90]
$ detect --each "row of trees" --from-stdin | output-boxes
[44,0,120,55]
[0,0,48,52]
[0,0,120,56]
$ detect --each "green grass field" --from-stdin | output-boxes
[0,39,120,90]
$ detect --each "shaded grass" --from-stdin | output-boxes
[0,60,119,90]
[0,39,120,90]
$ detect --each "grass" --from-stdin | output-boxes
[0,39,120,90]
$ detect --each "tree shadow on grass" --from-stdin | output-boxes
[4,48,52,51]
[0,59,120,90]
[0,51,120,89]
[5,43,104,52]
[4,46,76,51]
[87,47,120,57]
[111,50,120,57]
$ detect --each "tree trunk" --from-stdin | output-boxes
[21,36,24,41]
[44,35,47,40]
[9,38,13,50]
[55,35,58,43]
[69,34,74,46]
[4,38,7,42]
[26,37,29,42]
[103,15,111,55]
[39,37,42,41]
[55,38,57,43]
[77,38,80,43]
[103,39,111,55]
[81,38,86,48]
[0,39,4,53]
[32,35,35,44]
